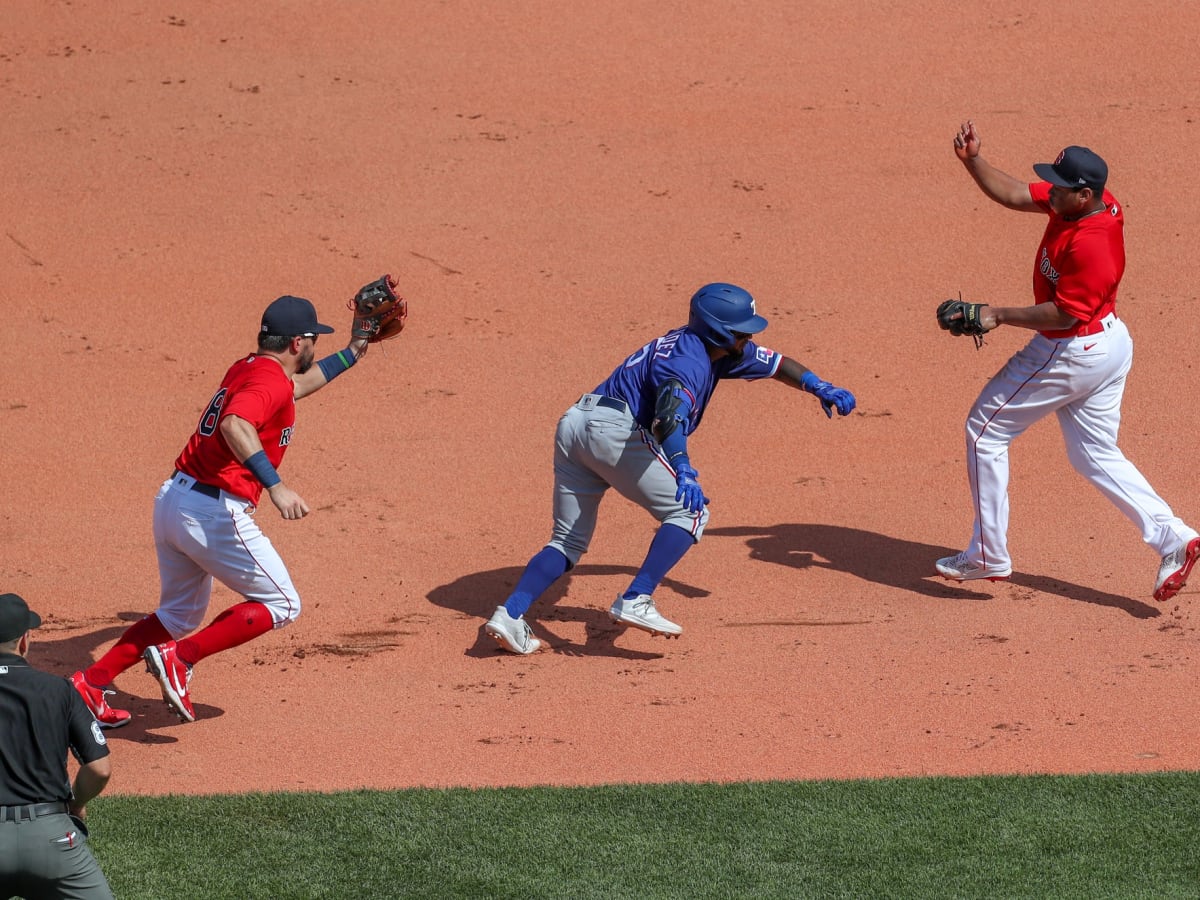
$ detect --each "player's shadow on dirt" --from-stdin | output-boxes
[27,612,226,742]
[428,564,710,658]
[707,523,1161,620]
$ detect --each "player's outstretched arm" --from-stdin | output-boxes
[985,302,1079,332]
[954,120,1039,213]
[293,337,370,400]
[774,356,856,418]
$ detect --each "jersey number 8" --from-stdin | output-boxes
[198,388,229,437]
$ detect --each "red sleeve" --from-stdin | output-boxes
[1028,180,1053,212]
[223,369,292,427]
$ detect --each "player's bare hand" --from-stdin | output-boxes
[267,483,310,520]
[954,120,980,161]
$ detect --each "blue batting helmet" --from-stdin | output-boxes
[687,283,768,349]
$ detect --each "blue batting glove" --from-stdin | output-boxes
[814,383,856,418]
[674,463,710,514]
[800,372,856,418]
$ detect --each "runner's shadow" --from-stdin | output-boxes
[706,523,1160,620]
[28,613,226,743]
[427,564,710,658]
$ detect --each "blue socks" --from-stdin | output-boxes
[623,523,695,600]
[504,525,694,619]
[504,548,570,619]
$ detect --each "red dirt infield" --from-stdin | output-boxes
[3,2,1199,795]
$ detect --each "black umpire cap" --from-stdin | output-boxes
[0,592,41,642]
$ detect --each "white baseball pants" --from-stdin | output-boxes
[152,473,301,637]
[963,314,1194,572]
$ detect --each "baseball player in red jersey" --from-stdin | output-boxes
[936,121,1199,600]
[71,294,373,725]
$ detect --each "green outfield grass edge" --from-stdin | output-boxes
[86,771,1200,899]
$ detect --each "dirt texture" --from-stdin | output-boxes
[3,2,1200,795]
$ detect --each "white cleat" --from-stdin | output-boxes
[608,593,682,638]
[1154,536,1200,602]
[935,552,1011,582]
[485,606,543,654]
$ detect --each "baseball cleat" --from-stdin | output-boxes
[935,552,1011,583]
[485,606,543,654]
[1153,536,1200,602]
[144,641,196,722]
[70,671,132,729]
[609,593,683,637]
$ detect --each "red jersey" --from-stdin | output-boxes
[1028,180,1124,338]
[174,355,296,503]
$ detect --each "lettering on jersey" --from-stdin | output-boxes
[1038,247,1060,285]
[279,426,293,447]
[198,387,229,437]
[623,329,686,369]
[755,346,775,366]
[653,331,682,360]
[623,343,649,369]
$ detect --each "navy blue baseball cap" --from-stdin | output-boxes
[260,295,335,337]
[1033,146,1108,192]
[0,592,41,642]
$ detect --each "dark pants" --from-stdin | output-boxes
[0,812,113,900]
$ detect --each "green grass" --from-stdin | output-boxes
[89,772,1200,899]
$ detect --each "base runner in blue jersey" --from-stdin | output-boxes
[485,283,857,654]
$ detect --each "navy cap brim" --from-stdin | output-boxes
[1032,162,1077,188]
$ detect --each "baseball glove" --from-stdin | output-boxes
[936,295,990,348]
[349,274,407,343]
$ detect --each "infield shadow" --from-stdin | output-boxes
[427,564,710,659]
[27,613,227,743]
[705,523,1160,620]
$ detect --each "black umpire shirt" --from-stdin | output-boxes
[0,651,109,806]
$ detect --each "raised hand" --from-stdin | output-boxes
[953,120,980,161]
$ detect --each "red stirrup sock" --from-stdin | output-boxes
[175,601,274,665]
[85,614,173,687]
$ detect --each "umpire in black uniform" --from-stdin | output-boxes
[0,593,114,900]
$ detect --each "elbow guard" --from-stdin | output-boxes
[651,379,693,444]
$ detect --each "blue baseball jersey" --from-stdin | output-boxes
[593,326,781,434]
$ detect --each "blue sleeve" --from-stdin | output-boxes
[655,355,708,397]
[722,341,782,380]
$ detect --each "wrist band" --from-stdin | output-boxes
[243,450,281,489]
[316,346,359,383]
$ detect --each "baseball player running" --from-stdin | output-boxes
[71,283,405,725]
[485,282,856,654]
[935,120,1199,600]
